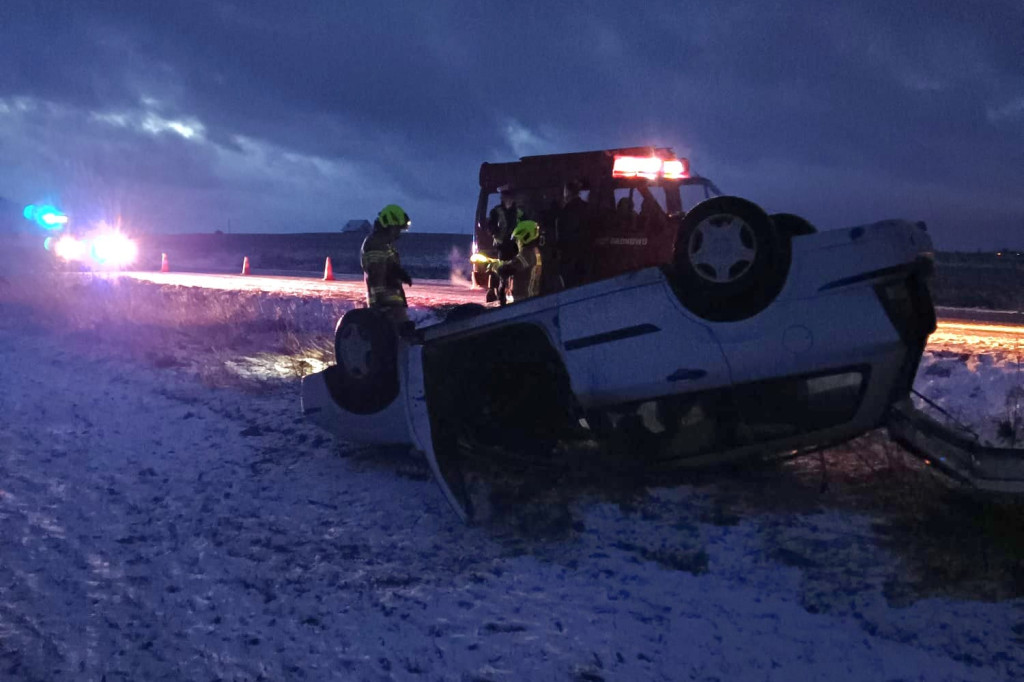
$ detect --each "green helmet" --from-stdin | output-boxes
[377,204,411,229]
[511,219,539,245]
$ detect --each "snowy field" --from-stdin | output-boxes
[1,256,1023,680]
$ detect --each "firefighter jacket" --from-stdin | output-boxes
[496,243,543,300]
[360,230,410,308]
[488,204,523,260]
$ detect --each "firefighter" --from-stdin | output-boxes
[361,203,413,326]
[492,220,543,303]
[486,187,524,303]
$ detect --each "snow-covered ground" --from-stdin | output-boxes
[1,273,1023,681]
[915,351,1023,447]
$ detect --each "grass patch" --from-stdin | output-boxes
[735,434,1024,603]
[1,271,351,387]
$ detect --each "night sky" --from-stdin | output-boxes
[1,1,1022,249]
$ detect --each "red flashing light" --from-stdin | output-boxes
[612,155,690,181]
[662,159,689,180]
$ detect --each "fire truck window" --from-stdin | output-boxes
[613,186,668,213]
[680,183,717,212]
[613,188,638,214]
[486,191,554,221]
[485,193,501,215]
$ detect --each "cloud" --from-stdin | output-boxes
[987,96,1024,123]
[0,0,1021,246]
[90,107,206,141]
[503,120,560,158]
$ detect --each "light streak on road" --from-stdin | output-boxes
[96,271,1024,355]
[929,321,1023,355]
[936,322,1024,336]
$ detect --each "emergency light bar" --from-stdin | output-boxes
[612,155,690,181]
[23,203,69,230]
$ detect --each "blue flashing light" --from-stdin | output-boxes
[33,204,67,230]
[24,204,36,220]
[43,236,53,251]
[40,212,68,227]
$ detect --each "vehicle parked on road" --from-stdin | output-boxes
[302,148,1022,521]
[471,147,725,300]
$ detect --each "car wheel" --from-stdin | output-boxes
[771,212,817,237]
[672,196,788,322]
[332,308,400,414]
[445,303,487,323]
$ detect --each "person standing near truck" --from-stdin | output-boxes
[557,179,588,288]
[492,220,543,302]
[361,204,413,325]
[486,187,523,303]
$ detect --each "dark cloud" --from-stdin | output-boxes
[0,0,1021,247]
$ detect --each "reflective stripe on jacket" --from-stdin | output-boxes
[497,244,542,299]
[361,231,407,308]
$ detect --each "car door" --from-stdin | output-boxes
[557,278,732,408]
[404,343,472,522]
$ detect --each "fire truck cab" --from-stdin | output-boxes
[472,147,721,294]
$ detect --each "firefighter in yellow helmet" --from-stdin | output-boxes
[491,220,543,303]
[361,204,413,325]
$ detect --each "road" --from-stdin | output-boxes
[100,271,1024,354]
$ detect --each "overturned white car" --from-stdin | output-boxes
[302,148,1022,520]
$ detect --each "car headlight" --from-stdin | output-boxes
[90,233,138,266]
[54,235,85,261]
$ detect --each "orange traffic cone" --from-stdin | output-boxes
[160,253,169,272]
[323,257,334,281]
[241,256,250,275]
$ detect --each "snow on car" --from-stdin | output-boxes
[302,147,1023,520]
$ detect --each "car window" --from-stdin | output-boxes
[734,369,868,440]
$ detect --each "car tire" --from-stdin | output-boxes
[445,303,487,323]
[771,212,817,237]
[672,196,788,322]
[332,308,400,414]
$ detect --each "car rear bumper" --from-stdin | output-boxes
[888,398,1024,493]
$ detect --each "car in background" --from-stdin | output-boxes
[299,147,954,521]
[47,228,138,270]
